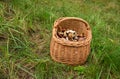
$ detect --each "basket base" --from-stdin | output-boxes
[51,54,87,66]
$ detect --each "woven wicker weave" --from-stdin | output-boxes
[50,17,92,65]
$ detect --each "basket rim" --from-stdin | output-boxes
[52,17,92,47]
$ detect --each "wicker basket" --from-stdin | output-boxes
[50,17,92,65]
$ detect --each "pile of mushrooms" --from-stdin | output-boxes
[57,29,86,41]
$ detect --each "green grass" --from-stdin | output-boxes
[0,0,120,79]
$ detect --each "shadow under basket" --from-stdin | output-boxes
[50,17,92,65]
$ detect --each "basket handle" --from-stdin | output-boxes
[84,21,90,30]
[53,17,91,30]
[53,17,64,28]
